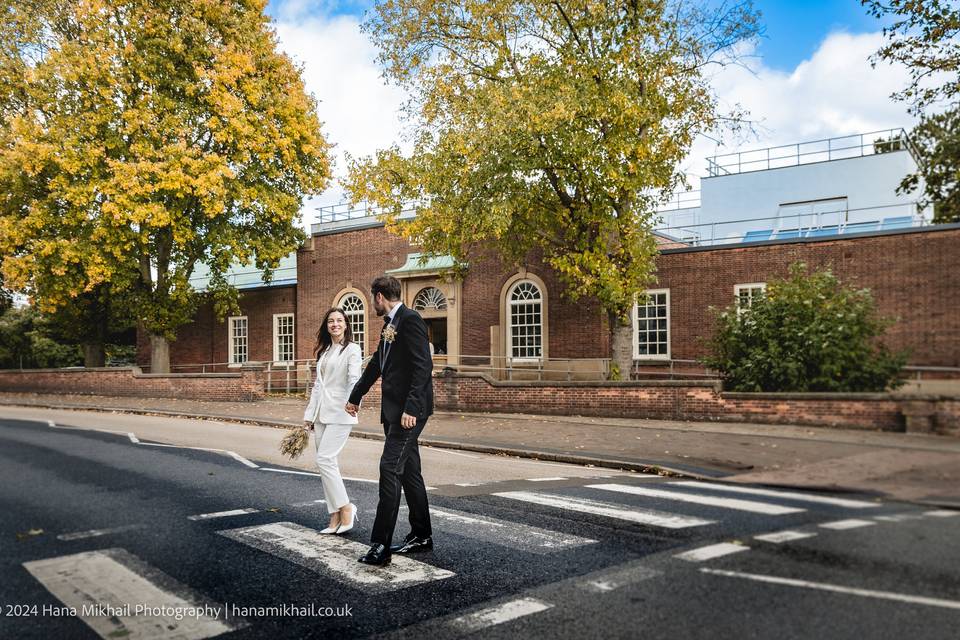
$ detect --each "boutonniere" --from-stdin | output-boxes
[382,324,398,344]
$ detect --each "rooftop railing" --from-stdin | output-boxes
[706,128,918,177]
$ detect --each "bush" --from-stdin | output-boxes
[702,262,906,392]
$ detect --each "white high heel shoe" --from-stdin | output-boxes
[335,504,358,534]
[319,515,342,535]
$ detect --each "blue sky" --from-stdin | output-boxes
[266,0,891,72]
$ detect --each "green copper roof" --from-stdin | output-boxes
[189,251,298,291]
[386,253,456,275]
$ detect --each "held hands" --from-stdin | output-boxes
[344,402,359,417]
[401,412,417,429]
[303,421,314,431]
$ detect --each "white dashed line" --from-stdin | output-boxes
[675,543,749,562]
[819,519,876,530]
[701,568,960,611]
[675,481,879,509]
[589,483,805,515]
[924,510,959,518]
[226,451,258,468]
[127,432,139,444]
[493,491,715,529]
[529,477,568,482]
[451,598,553,632]
[754,530,817,544]
[188,508,259,521]
[57,525,145,541]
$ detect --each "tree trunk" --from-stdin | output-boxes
[609,312,633,381]
[150,334,170,374]
[82,342,105,368]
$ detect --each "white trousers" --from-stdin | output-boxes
[312,422,353,513]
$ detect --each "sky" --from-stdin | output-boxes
[262,0,914,220]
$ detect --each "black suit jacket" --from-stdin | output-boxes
[349,304,434,425]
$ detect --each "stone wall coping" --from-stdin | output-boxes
[438,371,721,390]
[0,367,252,380]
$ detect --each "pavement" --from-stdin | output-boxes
[1,391,959,507]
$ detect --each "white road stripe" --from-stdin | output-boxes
[260,468,324,477]
[47,420,56,428]
[57,525,145,541]
[675,543,749,562]
[430,507,596,553]
[924,510,959,518]
[493,491,714,529]
[529,477,568,482]
[188,508,259,521]
[218,522,454,593]
[874,513,925,522]
[754,530,817,544]
[288,499,326,507]
[701,568,960,611]
[675,481,879,509]
[226,451,258,468]
[451,597,553,632]
[427,448,478,459]
[127,432,140,444]
[578,565,662,593]
[23,548,242,639]
[454,482,484,487]
[819,518,876,530]
[589,483,805,515]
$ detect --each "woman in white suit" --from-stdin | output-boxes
[303,307,363,534]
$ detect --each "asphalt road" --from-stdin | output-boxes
[1,413,958,640]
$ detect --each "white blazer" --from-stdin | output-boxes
[303,341,363,425]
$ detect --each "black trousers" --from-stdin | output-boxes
[370,418,432,546]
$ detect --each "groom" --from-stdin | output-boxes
[345,275,434,566]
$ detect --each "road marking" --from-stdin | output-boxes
[226,451,258,468]
[188,508,259,521]
[47,420,56,428]
[493,491,714,529]
[451,597,553,632]
[589,483,805,515]
[577,565,662,593]
[288,499,326,507]
[924,510,959,518]
[675,543,749,562]
[819,518,876,530]
[754,530,817,544]
[529,477,568,482]
[127,432,140,444]
[426,447,479,459]
[261,468,324,477]
[430,507,596,553]
[23,548,242,639]
[701,568,960,611]
[57,525,146,541]
[219,522,454,593]
[675,481,879,509]
[454,482,484,487]
[874,513,925,522]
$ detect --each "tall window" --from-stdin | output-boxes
[338,293,365,356]
[634,290,670,359]
[735,283,767,315]
[273,313,295,363]
[229,316,248,364]
[508,280,543,360]
[413,286,448,311]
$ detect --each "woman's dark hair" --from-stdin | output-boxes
[313,308,353,359]
[371,275,402,301]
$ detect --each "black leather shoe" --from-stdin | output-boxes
[358,543,391,566]
[390,536,434,554]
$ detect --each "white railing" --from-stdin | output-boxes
[706,128,917,177]
[655,189,701,212]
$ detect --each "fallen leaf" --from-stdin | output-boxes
[16,528,44,541]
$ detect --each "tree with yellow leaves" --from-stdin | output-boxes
[0,0,331,372]
[346,0,760,378]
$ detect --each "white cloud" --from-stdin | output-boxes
[684,31,914,185]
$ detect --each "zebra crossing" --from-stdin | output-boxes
[19,477,954,639]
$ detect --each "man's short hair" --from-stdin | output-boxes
[371,275,402,301]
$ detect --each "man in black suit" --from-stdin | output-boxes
[346,275,434,566]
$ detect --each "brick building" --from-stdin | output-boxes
[140,130,960,378]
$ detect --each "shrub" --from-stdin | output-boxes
[702,262,906,392]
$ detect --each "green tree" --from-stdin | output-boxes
[864,0,960,222]
[0,305,83,369]
[345,0,760,376]
[0,0,331,372]
[702,263,906,392]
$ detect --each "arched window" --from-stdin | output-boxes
[413,286,448,311]
[508,280,543,360]
[338,293,366,356]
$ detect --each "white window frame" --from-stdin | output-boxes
[734,283,767,316]
[338,293,366,357]
[272,313,295,364]
[507,280,544,362]
[633,289,671,360]
[228,316,248,366]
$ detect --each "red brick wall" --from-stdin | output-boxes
[434,372,959,434]
[655,227,960,368]
[0,368,265,401]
